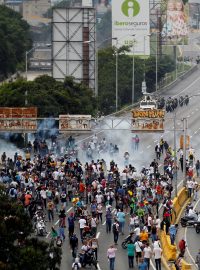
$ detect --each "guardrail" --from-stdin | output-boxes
[160,187,192,270]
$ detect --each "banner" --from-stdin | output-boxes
[112,0,150,55]
[0,107,37,132]
[59,115,91,132]
[132,109,165,132]
[162,0,189,44]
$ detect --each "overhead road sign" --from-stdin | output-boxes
[0,107,37,132]
[131,109,165,132]
[59,115,92,132]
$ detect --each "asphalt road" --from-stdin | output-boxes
[28,65,200,270]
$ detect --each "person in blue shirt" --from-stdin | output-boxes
[138,258,148,270]
[169,224,178,245]
[117,209,125,234]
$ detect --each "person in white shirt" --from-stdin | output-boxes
[135,240,143,265]
[143,243,152,270]
[153,245,162,270]
[78,217,86,240]
[134,225,141,241]
[147,214,153,233]
[107,244,117,270]
[97,203,103,223]
[91,216,98,236]
[40,188,47,208]
[187,179,194,198]
[95,192,103,204]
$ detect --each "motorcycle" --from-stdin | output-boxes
[79,249,97,269]
[121,233,134,249]
[34,216,46,236]
[180,214,198,227]
[195,222,200,233]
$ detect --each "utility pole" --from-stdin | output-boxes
[183,117,187,186]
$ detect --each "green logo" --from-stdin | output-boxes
[121,0,140,17]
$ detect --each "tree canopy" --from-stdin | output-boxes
[0,185,61,270]
[0,75,97,117]
[0,5,32,80]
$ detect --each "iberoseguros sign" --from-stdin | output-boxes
[112,0,150,55]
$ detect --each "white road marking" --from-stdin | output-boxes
[97,263,101,270]
[54,219,59,225]
[185,198,200,268]
[102,221,106,225]
[173,76,200,97]
[147,145,151,149]
[96,232,100,239]
[191,111,194,115]
[196,108,199,111]
[154,140,158,143]
[46,232,50,238]
[150,259,157,270]
[190,135,193,138]
[187,115,191,118]
[67,207,73,213]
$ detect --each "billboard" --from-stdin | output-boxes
[112,0,150,55]
[189,1,200,31]
[59,115,92,132]
[131,109,165,132]
[162,0,189,44]
[0,107,37,132]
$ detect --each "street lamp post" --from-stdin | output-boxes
[132,34,136,104]
[183,117,187,186]
[115,38,118,112]
[155,31,158,92]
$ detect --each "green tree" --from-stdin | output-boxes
[0,75,96,117]
[0,6,32,80]
[0,186,61,270]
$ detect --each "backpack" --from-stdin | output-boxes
[73,262,80,270]
[10,188,15,196]
[112,223,118,233]
[68,216,74,226]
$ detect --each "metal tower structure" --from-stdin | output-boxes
[52,7,96,92]
[150,0,167,56]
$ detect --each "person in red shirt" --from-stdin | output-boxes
[178,238,186,257]
[79,181,85,198]
[24,192,32,207]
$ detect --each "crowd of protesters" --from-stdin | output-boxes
[0,132,198,270]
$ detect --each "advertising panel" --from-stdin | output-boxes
[131,109,165,132]
[0,107,37,132]
[112,0,150,55]
[59,115,92,132]
[189,1,200,31]
[162,0,189,44]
